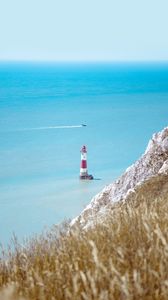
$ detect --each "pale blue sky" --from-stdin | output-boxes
[0,0,168,61]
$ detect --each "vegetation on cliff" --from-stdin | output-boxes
[0,174,168,300]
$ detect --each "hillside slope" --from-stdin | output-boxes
[1,174,168,300]
[72,127,168,227]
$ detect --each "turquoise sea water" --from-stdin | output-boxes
[0,62,168,245]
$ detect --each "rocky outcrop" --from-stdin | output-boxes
[72,127,168,228]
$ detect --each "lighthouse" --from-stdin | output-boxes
[80,145,93,180]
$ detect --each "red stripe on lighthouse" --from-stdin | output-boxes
[81,160,87,168]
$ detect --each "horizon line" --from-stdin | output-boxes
[0,59,168,64]
[0,59,168,65]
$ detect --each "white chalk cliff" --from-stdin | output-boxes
[72,127,168,228]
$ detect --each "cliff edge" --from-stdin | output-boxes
[72,127,168,228]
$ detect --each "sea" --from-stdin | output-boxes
[0,62,168,246]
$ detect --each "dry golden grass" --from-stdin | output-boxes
[0,182,168,299]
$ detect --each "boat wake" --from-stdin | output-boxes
[15,125,85,131]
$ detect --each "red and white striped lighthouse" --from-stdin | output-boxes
[80,145,93,180]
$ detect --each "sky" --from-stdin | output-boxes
[0,0,168,62]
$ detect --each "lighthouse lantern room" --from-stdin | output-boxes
[80,145,93,180]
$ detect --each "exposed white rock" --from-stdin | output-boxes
[72,127,168,228]
[159,159,168,174]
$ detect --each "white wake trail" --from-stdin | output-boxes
[16,125,83,131]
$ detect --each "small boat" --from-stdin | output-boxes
[82,124,87,127]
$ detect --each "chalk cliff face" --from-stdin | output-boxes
[72,127,168,228]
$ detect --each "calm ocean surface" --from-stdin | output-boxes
[0,62,168,245]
